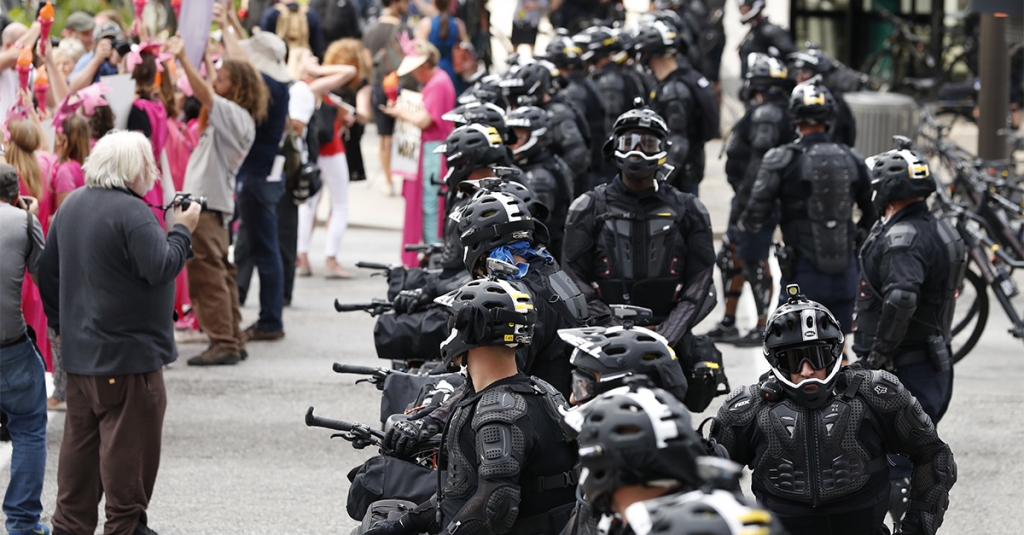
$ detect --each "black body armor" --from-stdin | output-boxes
[742,134,874,274]
[739,18,798,77]
[544,96,592,189]
[712,368,956,535]
[521,153,574,261]
[562,72,611,190]
[650,67,717,193]
[724,97,794,195]
[438,373,578,535]
[592,61,649,135]
[854,201,967,357]
[562,178,716,346]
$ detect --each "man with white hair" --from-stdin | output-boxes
[0,21,41,118]
[38,131,201,535]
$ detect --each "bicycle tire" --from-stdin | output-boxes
[952,268,988,363]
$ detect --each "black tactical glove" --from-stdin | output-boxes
[393,288,432,314]
[864,350,895,372]
[363,517,417,535]
[384,417,440,458]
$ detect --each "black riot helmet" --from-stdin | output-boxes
[787,48,836,81]
[866,139,936,214]
[457,74,510,108]
[434,279,537,371]
[604,104,670,180]
[624,489,783,535]
[437,124,511,188]
[737,0,765,23]
[505,106,551,163]
[558,325,688,404]
[789,81,837,126]
[442,102,517,145]
[543,31,586,71]
[457,191,540,274]
[500,61,556,107]
[572,26,620,64]
[762,284,845,409]
[567,384,706,516]
[743,53,793,98]
[632,19,684,62]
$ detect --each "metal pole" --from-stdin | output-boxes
[977,14,1010,160]
[930,0,944,81]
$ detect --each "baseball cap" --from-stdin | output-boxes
[93,21,122,41]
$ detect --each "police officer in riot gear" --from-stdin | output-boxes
[457,73,510,109]
[543,32,612,192]
[788,48,859,147]
[573,26,650,139]
[710,286,957,535]
[741,82,875,336]
[737,0,798,78]
[442,101,518,146]
[708,53,794,346]
[501,61,592,194]
[505,106,574,261]
[562,106,723,412]
[655,0,727,93]
[367,279,579,535]
[632,16,719,195]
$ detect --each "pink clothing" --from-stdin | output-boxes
[18,178,51,367]
[420,69,456,142]
[48,160,85,229]
[132,99,170,227]
[166,117,196,191]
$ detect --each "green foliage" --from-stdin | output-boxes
[7,0,135,37]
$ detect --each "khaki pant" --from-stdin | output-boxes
[186,211,243,353]
[53,370,166,535]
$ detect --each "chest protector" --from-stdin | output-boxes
[933,217,967,338]
[754,392,885,504]
[591,187,688,320]
[801,143,856,274]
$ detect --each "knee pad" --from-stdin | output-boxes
[742,259,773,317]
[717,240,744,298]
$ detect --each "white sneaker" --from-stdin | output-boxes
[174,329,209,344]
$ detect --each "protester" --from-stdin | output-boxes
[126,43,173,227]
[167,35,264,366]
[362,0,410,195]
[415,0,469,94]
[294,43,363,279]
[44,113,91,412]
[50,39,84,93]
[0,163,50,535]
[381,40,454,267]
[60,12,95,52]
[330,39,372,185]
[39,131,201,535]
[67,21,121,92]
[1,22,41,118]
[512,0,547,54]
[259,0,326,59]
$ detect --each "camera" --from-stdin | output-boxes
[111,38,133,58]
[174,192,208,212]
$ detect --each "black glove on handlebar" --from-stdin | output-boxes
[363,519,411,535]
[393,289,433,314]
[384,417,441,459]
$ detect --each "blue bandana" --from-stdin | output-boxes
[487,240,554,279]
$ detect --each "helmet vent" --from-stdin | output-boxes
[641,353,660,361]
[806,316,814,329]
[636,334,656,342]
[613,424,642,436]
[606,346,627,355]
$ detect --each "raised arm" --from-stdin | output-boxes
[167,36,213,109]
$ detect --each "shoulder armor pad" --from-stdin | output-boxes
[761,22,783,37]
[848,147,865,161]
[567,193,595,219]
[857,369,912,413]
[547,101,573,120]
[595,71,625,92]
[473,387,529,428]
[689,195,711,221]
[751,103,784,124]
[659,79,692,101]
[761,147,794,171]
[885,222,919,249]
[716,385,762,425]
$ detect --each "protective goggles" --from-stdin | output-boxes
[615,132,663,155]
[571,368,599,404]
[774,344,837,375]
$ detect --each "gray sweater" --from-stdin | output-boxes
[39,186,192,375]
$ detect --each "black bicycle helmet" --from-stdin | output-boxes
[559,325,688,404]
[457,73,510,108]
[744,53,793,98]
[569,384,705,515]
[604,105,670,178]
[442,102,517,145]
[632,19,683,62]
[438,124,512,188]
[625,489,784,535]
[573,26,620,63]
[866,140,935,213]
[788,81,837,126]
[434,279,536,371]
[737,0,764,23]
[461,176,552,229]
[457,191,539,274]
[501,61,556,107]
[505,106,551,163]
[787,48,836,78]
[543,31,586,71]
[762,285,845,409]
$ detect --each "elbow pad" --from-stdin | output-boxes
[879,288,918,344]
[904,444,957,535]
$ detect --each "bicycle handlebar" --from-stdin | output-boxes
[304,407,385,439]
[332,363,386,376]
[355,261,393,271]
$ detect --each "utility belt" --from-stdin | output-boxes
[595,277,679,321]
[894,335,951,372]
[507,502,575,535]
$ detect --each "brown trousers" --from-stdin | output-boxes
[186,211,243,352]
[53,370,167,535]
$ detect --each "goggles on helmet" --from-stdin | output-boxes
[615,132,664,155]
[774,343,837,375]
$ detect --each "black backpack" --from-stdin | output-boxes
[671,67,721,141]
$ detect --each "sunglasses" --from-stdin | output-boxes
[775,344,837,375]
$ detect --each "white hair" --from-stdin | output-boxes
[83,131,157,195]
[54,38,87,64]
[2,23,27,46]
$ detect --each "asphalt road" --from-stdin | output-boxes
[3,222,1022,534]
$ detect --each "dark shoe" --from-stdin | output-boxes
[729,329,764,347]
[240,348,249,361]
[706,322,739,341]
[187,347,240,366]
[243,323,285,342]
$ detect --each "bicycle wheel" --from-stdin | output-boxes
[951,268,988,363]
